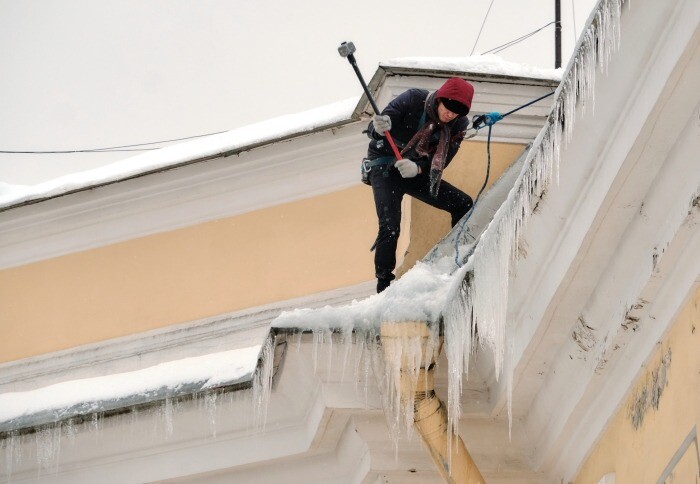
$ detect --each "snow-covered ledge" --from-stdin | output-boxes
[0,346,261,434]
[0,281,374,437]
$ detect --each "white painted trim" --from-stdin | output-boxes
[0,281,375,392]
[546,225,700,481]
[493,0,700,479]
[0,124,366,270]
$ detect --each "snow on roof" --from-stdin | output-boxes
[0,96,360,210]
[381,54,564,81]
[0,345,261,432]
[0,55,562,212]
[274,257,461,333]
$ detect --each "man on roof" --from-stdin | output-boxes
[364,77,475,293]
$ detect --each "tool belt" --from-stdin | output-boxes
[360,156,395,185]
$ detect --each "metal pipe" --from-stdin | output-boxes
[380,322,485,484]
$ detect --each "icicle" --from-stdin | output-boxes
[205,391,218,438]
[362,330,379,406]
[324,329,334,381]
[1,431,20,481]
[311,328,332,374]
[443,267,474,439]
[62,418,77,445]
[252,335,274,430]
[440,0,629,442]
[35,424,62,471]
[338,327,354,382]
[163,398,174,438]
[374,322,442,452]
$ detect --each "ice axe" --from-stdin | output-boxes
[338,41,402,161]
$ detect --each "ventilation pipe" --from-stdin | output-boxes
[380,321,485,484]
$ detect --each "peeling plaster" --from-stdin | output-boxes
[517,239,529,260]
[652,247,661,271]
[628,348,672,429]
[594,336,614,374]
[573,316,597,352]
[690,192,700,215]
[622,300,647,332]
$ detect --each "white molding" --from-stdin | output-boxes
[484,0,700,480]
[4,359,329,483]
[0,281,375,392]
[378,74,557,144]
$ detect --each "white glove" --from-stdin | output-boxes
[372,115,392,135]
[395,159,419,178]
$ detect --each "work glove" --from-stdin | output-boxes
[395,159,419,178]
[372,115,392,136]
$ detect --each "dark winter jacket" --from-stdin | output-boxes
[366,88,469,175]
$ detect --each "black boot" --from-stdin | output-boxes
[377,278,392,293]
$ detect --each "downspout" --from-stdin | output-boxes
[380,321,485,484]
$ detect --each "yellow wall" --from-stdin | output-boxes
[0,140,524,364]
[0,185,377,362]
[398,141,527,276]
[575,286,700,483]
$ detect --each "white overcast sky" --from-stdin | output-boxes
[0,0,596,184]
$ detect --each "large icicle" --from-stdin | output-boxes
[442,0,626,437]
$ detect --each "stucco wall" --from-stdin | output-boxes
[0,140,524,364]
[397,141,527,276]
[574,286,700,483]
[0,185,376,362]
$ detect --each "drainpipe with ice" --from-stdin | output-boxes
[380,321,485,484]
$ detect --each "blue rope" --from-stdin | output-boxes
[453,90,555,268]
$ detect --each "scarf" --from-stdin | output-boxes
[400,91,450,197]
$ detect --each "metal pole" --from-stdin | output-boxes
[555,0,562,68]
[338,42,403,161]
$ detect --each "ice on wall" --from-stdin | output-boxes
[0,346,261,432]
[0,344,274,477]
[275,0,626,438]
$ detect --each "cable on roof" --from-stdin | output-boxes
[481,21,560,55]
[0,130,228,154]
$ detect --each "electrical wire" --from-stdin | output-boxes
[0,148,159,154]
[0,130,228,154]
[470,0,495,56]
[481,21,559,55]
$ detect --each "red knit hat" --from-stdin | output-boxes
[435,77,474,115]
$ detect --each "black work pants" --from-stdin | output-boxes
[370,164,473,283]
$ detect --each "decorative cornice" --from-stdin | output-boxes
[480,0,700,480]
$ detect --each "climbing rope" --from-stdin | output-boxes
[453,90,555,267]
